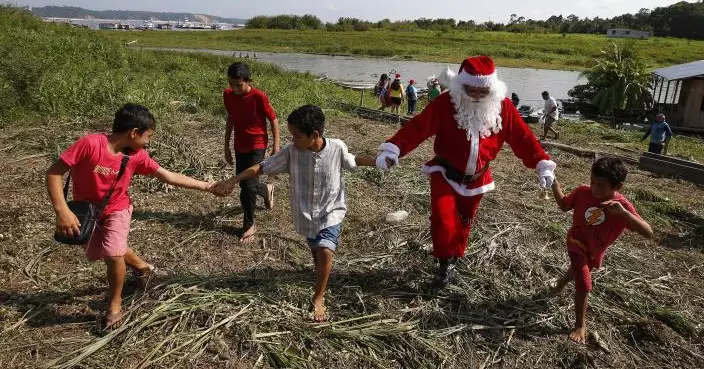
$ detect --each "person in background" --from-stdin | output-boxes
[389,74,405,115]
[541,91,560,140]
[377,74,391,111]
[223,62,279,243]
[641,113,673,154]
[406,79,418,115]
[427,78,441,102]
[375,73,389,97]
[511,92,520,107]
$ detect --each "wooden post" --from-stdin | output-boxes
[664,80,671,111]
[359,89,364,107]
[652,75,660,110]
[657,76,665,107]
[672,80,680,105]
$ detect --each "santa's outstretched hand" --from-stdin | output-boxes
[536,159,557,189]
[376,142,400,170]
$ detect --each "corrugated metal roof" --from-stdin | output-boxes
[653,60,704,81]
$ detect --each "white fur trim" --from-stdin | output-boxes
[378,142,400,156]
[422,165,495,196]
[376,151,398,170]
[457,70,498,88]
[466,127,479,174]
[438,66,456,89]
[536,159,556,172]
[536,160,556,189]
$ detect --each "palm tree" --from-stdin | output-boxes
[580,42,653,125]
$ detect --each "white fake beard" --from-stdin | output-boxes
[448,77,507,140]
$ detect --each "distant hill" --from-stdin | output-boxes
[30,6,247,24]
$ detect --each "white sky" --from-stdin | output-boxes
[11,0,692,23]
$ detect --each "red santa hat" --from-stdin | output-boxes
[456,56,498,88]
[395,74,401,79]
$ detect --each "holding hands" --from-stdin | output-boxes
[208,179,238,197]
[376,143,400,171]
[536,159,557,189]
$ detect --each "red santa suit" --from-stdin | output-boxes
[377,56,554,260]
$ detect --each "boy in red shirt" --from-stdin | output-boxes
[223,62,280,243]
[46,104,218,330]
[550,157,653,344]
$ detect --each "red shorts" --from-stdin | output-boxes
[84,206,133,261]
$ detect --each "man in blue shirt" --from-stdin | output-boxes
[641,113,673,154]
[406,80,418,116]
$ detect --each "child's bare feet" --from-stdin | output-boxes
[102,310,124,331]
[548,282,563,297]
[569,327,587,344]
[311,297,328,323]
[136,264,156,290]
[240,226,256,243]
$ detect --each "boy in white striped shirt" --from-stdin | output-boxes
[214,105,376,322]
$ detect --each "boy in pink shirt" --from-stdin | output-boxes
[550,157,653,344]
[46,104,218,330]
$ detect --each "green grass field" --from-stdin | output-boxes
[0,7,376,127]
[101,29,704,71]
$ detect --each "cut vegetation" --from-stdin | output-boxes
[1,7,703,369]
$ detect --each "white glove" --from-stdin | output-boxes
[536,159,556,189]
[376,142,400,171]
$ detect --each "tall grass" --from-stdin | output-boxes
[0,7,368,128]
[100,28,704,71]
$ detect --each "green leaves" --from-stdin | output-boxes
[583,42,653,115]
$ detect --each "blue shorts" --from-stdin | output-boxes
[307,224,342,251]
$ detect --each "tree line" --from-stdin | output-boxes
[246,1,704,40]
[29,6,247,24]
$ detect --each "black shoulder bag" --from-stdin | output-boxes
[54,155,130,245]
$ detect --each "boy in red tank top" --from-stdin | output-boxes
[550,157,653,344]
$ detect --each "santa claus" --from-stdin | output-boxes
[376,56,556,288]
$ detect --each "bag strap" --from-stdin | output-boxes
[62,172,72,200]
[98,154,130,211]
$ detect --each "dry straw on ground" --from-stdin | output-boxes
[1,115,703,368]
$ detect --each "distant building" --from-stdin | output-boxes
[606,28,650,39]
[652,60,704,130]
[98,23,120,29]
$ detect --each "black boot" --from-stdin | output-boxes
[432,257,457,289]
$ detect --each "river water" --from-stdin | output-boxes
[148,47,584,109]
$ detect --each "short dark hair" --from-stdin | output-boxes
[542,91,549,96]
[287,105,325,137]
[113,103,156,133]
[591,157,628,186]
[227,62,251,81]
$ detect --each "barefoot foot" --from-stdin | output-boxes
[240,226,256,243]
[569,327,587,344]
[102,310,124,331]
[310,297,328,323]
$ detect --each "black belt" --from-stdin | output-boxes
[435,156,489,185]
[436,157,489,185]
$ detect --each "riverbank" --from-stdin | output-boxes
[100,28,704,71]
[0,7,375,127]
